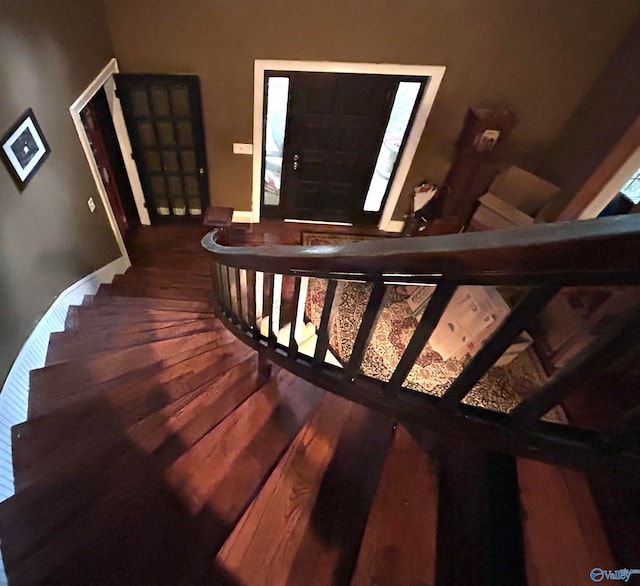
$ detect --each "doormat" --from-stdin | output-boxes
[301,232,387,246]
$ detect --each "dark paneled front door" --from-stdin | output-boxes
[280,72,397,224]
[115,74,209,223]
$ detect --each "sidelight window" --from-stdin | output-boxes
[263,76,290,206]
[363,81,423,213]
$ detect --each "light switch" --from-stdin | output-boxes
[233,143,253,155]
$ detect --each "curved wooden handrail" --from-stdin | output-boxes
[202,214,640,286]
[201,214,640,474]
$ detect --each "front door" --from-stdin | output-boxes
[282,72,396,223]
[114,74,210,223]
[261,72,427,224]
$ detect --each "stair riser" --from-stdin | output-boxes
[46,319,219,364]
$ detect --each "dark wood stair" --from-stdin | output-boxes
[0,226,618,585]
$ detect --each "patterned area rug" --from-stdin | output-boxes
[302,232,567,423]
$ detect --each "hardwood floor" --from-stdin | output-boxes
[0,223,622,585]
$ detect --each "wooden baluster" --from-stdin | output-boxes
[288,276,303,358]
[219,264,231,316]
[440,286,560,408]
[234,266,245,328]
[511,303,640,428]
[228,266,239,323]
[385,283,457,395]
[209,261,221,308]
[297,278,311,349]
[239,269,249,326]
[263,273,276,348]
[255,271,264,324]
[313,279,339,368]
[257,354,273,387]
[216,263,226,308]
[345,281,388,381]
[246,269,258,340]
[271,274,283,343]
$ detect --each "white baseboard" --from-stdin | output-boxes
[232,210,254,224]
[0,255,130,504]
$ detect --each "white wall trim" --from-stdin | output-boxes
[284,219,353,226]
[69,59,149,257]
[232,210,254,224]
[0,255,130,505]
[385,220,405,233]
[578,143,640,219]
[103,72,151,225]
[252,60,446,230]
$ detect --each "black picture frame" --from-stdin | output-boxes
[1,108,51,190]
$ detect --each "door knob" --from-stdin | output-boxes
[198,167,205,176]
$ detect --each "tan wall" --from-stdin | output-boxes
[103,0,639,219]
[0,1,121,381]
[536,16,640,219]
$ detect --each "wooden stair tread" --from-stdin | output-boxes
[124,265,214,279]
[99,282,213,304]
[13,344,254,491]
[216,393,394,585]
[517,458,616,586]
[165,369,325,518]
[89,289,214,312]
[1,443,193,585]
[64,305,215,330]
[1,224,617,585]
[15,350,257,497]
[0,356,265,583]
[435,446,526,586]
[351,424,439,586]
[45,318,220,364]
[115,272,213,289]
[168,371,327,585]
[130,251,210,267]
[1,366,324,585]
[26,338,237,421]
[29,331,233,417]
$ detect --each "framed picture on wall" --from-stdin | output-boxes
[1,108,51,190]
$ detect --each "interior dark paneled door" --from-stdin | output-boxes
[280,72,397,224]
[114,74,209,223]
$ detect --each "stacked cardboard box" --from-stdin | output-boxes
[468,166,560,231]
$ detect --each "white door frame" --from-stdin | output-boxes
[69,58,150,260]
[252,60,446,231]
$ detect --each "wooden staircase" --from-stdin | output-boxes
[0,227,619,585]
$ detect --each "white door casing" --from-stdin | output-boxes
[252,60,446,231]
